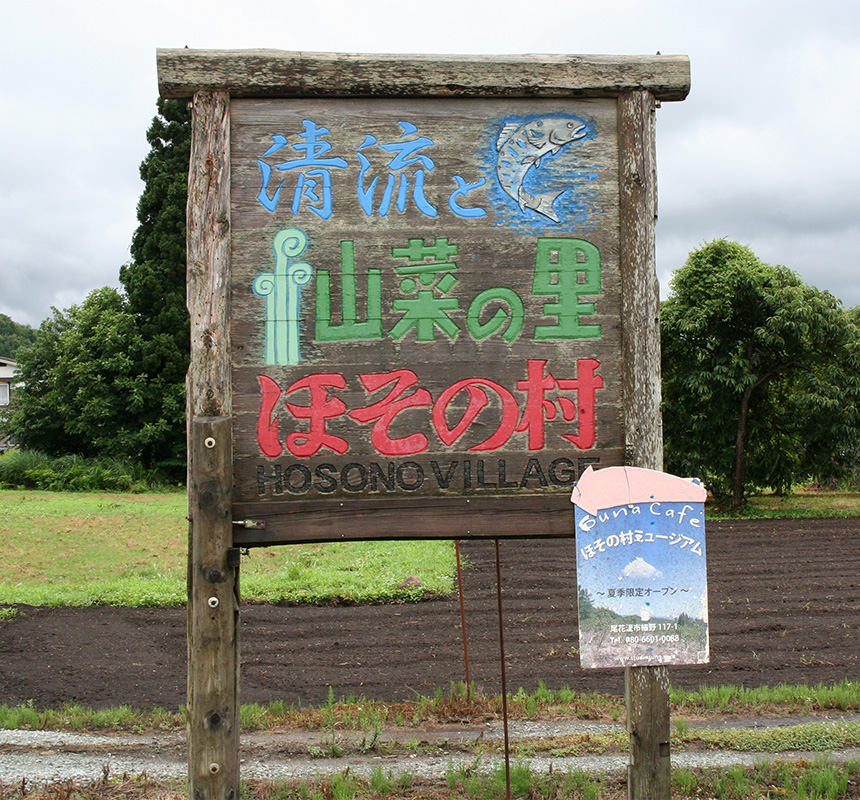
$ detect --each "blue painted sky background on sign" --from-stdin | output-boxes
[575,503,708,623]
[3,1,859,329]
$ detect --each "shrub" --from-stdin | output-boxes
[0,449,170,491]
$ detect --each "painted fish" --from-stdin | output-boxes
[495,116,589,222]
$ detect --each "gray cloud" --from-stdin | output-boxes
[2,0,859,327]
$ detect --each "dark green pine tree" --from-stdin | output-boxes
[119,98,192,476]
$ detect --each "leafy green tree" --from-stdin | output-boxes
[5,288,182,466]
[662,240,860,510]
[3,99,191,475]
[1,310,71,452]
[0,314,36,359]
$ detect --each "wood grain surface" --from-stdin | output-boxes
[158,50,690,101]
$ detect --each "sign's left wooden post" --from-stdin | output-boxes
[186,89,239,800]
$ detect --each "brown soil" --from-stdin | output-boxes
[1,518,858,710]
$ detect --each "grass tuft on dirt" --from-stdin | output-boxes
[2,758,860,800]
[2,681,858,734]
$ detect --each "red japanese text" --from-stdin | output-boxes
[256,358,603,458]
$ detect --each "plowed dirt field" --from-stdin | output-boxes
[1,519,858,709]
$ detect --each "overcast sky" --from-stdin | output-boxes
[2,0,858,328]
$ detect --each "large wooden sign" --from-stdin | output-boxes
[158,50,689,546]
[159,50,689,800]
[232,97,622,543]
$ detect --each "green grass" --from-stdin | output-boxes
[674,720,860,753]
[240,540,454,604]
[673,759,860,800]
[1,486,857,608]
[709,488,860,518]
[3,681,857,733]
[0,491,189,606]
[0,699,182,732]
[0,490,454,607]
[670,680,860,714]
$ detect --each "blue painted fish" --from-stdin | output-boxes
[495,116,589,222]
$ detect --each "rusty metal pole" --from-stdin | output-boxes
[494,539,511,800]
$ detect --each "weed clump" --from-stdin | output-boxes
[0,450,169,492]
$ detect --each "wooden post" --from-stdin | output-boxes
[619,89,671,800]
[188,417,239,798]
[186,89,238,800]
[625,664,671,799]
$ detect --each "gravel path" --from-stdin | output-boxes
[4,714,860,784]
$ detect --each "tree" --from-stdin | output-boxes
[4,288,181,465]
[5,99,192,475]
[121,98,190,349]
[0,314,36,359]
[2,309,72,453]
[117,97,192,475]
[578,586,596,622]
[661,240,860,510]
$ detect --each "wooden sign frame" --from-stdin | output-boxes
[159,49,689,800]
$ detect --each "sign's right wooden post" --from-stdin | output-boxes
[575,88,710,800]
[619,89,670,799]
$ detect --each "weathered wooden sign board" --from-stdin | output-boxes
[158,49,689,800]
[231,96,624,544]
